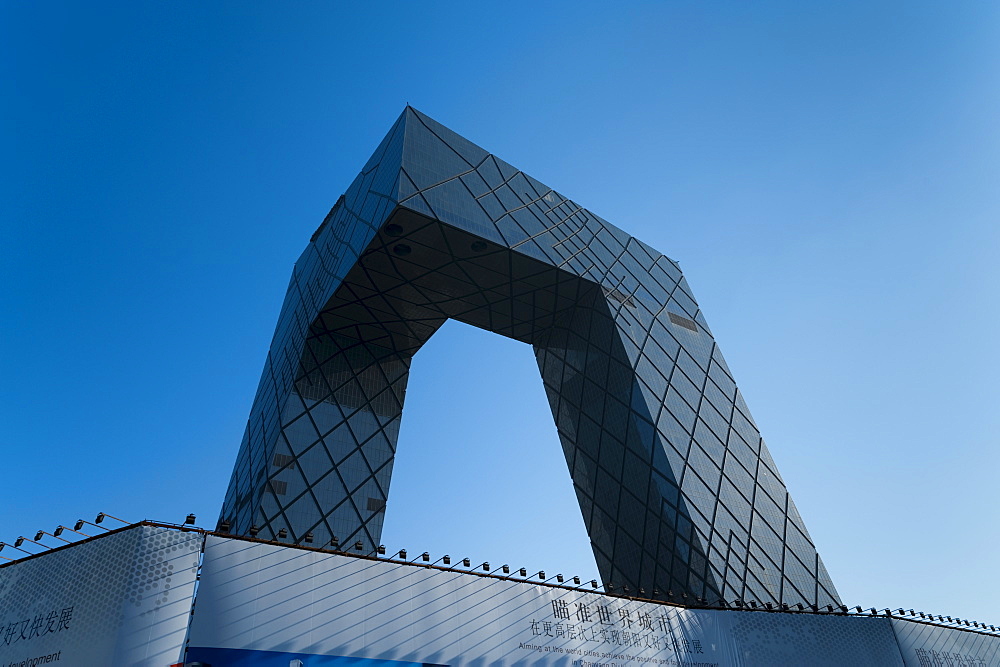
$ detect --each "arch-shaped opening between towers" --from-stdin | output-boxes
[246,208,717,601]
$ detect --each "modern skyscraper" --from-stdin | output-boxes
[220,107,841,607]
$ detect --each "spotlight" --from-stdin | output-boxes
[331,536,340,549]
[53,527,64,537]
[590,580,598,589]
[249,525,259,537]
[304,532,314,544]
[421,552,429,562]
[573,576,581,585]
[607,583,615,592]
[482,562,489,571]
[96,514,106,524]
[795,604,804,611]
[399,549,407,559]
[185,514,196,526]
[33,529,69,545]
[278,529,288,539]
[377,545,386,555]
[855,606,863,614]
[502,565,510,574]
[461,558,470,567]
[518,568,527,577]
[217,521,231,534]
[14,537,24,548]
[443,556,451,565]
[354,541,363,552]
[74,520,85,531]
[557,575,564,583]
[538,571,545,580]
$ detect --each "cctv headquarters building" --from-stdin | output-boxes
[7,108,999,666]
[219,107,840,610]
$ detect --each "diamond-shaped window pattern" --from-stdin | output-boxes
[219,107,841,608]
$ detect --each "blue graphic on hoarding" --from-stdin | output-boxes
[185,648,449,667]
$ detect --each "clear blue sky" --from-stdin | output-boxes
[3,2,998,623]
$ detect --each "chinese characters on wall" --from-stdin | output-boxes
[528,600,703,654]
[1,607,73,647]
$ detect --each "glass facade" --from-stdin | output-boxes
[219,107,841,608]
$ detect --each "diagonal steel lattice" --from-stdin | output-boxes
[219,107,841,608]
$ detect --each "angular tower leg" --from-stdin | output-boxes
[535,293,721,600]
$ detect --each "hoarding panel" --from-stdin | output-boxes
[0,525,201,667]
[891,617,1000,666]
[189,536,903,667]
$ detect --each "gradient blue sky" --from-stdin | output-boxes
[3,2,998,622]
